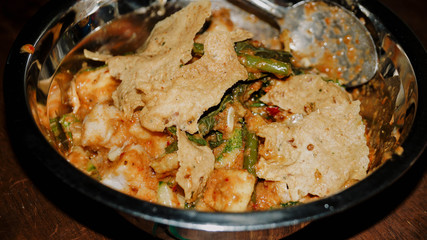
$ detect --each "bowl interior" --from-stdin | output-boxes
[4,0,427,232]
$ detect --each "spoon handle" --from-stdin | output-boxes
[244,0,287,18]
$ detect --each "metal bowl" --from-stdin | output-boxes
[4,0,427,238]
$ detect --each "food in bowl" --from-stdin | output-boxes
[43,0,371,212]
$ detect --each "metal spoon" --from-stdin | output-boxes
[245,0,378,87]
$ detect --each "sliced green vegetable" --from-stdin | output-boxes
[198,94,232,136]
[223,128,243,153]
[86,161,101,180]
[208,131,225,149]
[81,64,107,72]
[322,77,344,88]
[234,40,292,63]
[87,162,96,172]
[243,126,258,176]
[58,113,79,144]
[49,117,69,151]
[231,82,248,99]
[186,132,207,146]
[50,117,61,137]
[192,42,204,57]
[280,201,300,208]
[184,202,196,209]
[164,126,178,154]
[165,141,178,154]
[237,53,292,76]
[167,126,177,135]
[217,128,243,161]
[238,79,271,108]
[249,102,266,107]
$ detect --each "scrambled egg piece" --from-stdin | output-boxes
[81,104,127,149]
[101,144,158,202]
[74,66,119,115]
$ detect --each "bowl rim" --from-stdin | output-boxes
[3,0,427,232]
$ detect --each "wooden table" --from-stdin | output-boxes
[0,0,425,239]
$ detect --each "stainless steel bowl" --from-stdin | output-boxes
[4,0,427,239]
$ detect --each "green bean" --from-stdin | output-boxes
[243,127,258,176]
[234,40,292,63]
[234,41,292,76]
[237,53,292,77]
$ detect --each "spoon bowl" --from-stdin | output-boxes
[246,0,378,87]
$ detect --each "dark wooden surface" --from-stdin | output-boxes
[0,0,425,239]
